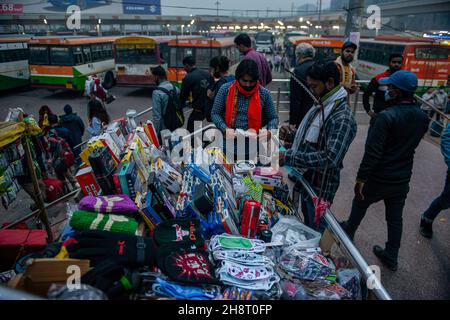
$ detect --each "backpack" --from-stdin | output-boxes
[156,84,184,131]
[48,131,75,171]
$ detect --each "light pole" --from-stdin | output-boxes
[181,24,184,36]
[167,24,171,36]
[97,18,102,36]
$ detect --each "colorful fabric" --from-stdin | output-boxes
[78,195,138,216]
[154,219,204,247]
[243,176,263,202]
[70,210,138,235]
[225,80,262,133]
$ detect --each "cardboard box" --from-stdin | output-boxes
[106,121,127,151]
[8,258,90,297]
[75,166,101,196]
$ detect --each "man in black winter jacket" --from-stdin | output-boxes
[180,55,214,133]
[342,70,429,271]
[59,104,85,161]
[289,43,316,129]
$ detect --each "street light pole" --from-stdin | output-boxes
[215,1,220,17]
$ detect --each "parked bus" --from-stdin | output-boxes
[255,31,274,53]
[114,36,193,86]
[286,36,344,67]
[356,36,450,93]
[28,36,117,91]
[167,37,240,84]
[0,38,30,91]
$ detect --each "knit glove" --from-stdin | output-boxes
[66,230,158,268]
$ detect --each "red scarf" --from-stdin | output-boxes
[225,80,262,133]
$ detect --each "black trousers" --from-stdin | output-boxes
[187,109,205,133]
[346,180,410,260]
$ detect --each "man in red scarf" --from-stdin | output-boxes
[211,59,278,161]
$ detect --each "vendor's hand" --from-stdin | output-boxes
[354,181,365,201]
[207,89,214,99]
[368,111,377,119]
[258,129,271,140]
[225,128,236,139]
[289,124,296,131]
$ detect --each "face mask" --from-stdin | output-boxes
[217,271,280,291]
[152,277,220,300]
[209,234,266,253]
[385,90,394,102]
[242,85,255,92]
[439,90,445,94]
[213,250,274,266]
[217,260,275,281]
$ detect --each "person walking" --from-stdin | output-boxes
[274,53,282,72]
[420,123,450,239]
[363,53,404,127]
[180,55,214,133]
[420,87,435,117]
[341,71,429,271]
[234,33,272,87]
[335,41,358,95]
[59,104,85,163]
[430,86,448,122]
[289,43,316,129]
[151,65,181,137]
[206,56,235,122]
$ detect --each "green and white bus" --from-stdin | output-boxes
[28,36,117,91]
[0,38,30,91]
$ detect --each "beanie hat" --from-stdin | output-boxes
[342,41,357,51]
[156,244,220,285]
[154,219,204,247]
[78,195,138,216]
[69,210,138,235]
[64,104,73,114]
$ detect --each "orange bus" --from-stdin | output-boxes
[114,35,196,86]
[167,37,240,84]
[286,36,344,65]
[28,36,117,91]
[356,36,450,93]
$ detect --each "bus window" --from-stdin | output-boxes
[103,43,113,59]
[116,45,135,64]
[169,47,193,68]
[49,46,74,66]
[73,46,84,65]
[135,46,157,64]
[91,44,103,61]
[196,48,218,68]
[29,46,49,65]
[82,45,92,63]
[160,43,169,63]
[415,47,450,60]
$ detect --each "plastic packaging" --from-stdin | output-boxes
[271,216,321,248]
[337,268,362,300]
[47,284,108,300]
[281,280,310,300]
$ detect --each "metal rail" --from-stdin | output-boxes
[290,169,392,300]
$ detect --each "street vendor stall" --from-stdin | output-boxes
[1,113,391,301]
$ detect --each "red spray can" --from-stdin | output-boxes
[240,200,262,239]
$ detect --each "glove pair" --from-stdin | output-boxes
[66,230,158,268]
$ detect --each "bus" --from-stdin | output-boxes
[0,38,30,91]
[356,36,450,93]
[255,31,274,54]
[287,36,344,65]
[167,37,241,84]
[28,36,117,91]
[114,36,195,86]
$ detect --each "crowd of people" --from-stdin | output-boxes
[16,33,448,273]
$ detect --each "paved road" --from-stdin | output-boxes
[0,72,448,300]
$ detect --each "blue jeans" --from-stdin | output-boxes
[423,171,450,221]
[301,195,327,234]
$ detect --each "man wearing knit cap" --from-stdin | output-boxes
[60,104,85,162]
[335,41,358,95]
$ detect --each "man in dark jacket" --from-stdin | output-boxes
[180,55,214,133]
[60,104,85,162]
[289,43,316,129]
[363,53,403,126]
[48,114,74,149]
[342,71,429,271]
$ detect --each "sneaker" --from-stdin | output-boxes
[419,217,433,239]
[373,245,398,271]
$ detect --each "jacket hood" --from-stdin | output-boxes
[60,113,79,122]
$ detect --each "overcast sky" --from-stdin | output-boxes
[163,0,332,16]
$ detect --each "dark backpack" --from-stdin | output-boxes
[156,85,184,131]
[48,131,75,171]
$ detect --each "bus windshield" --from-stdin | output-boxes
[116,45,157,64]
[29,46,49,64]
[415,47,450,60]
[256,33,273,43]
